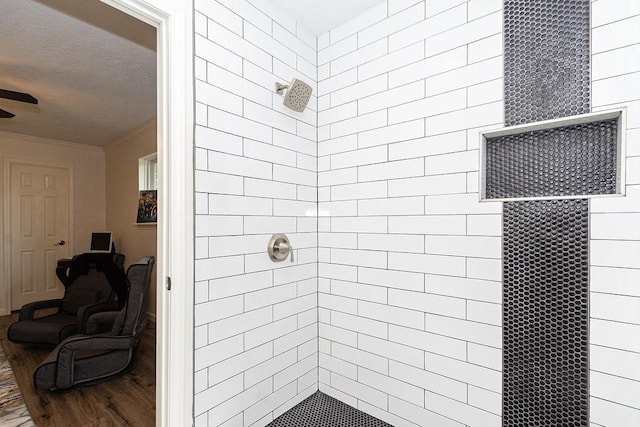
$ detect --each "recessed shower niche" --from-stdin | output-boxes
[479,108,625,426]
[481,109,626,202]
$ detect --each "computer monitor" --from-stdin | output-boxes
[90,232,113,253]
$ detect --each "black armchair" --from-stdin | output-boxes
[7,252,126,347]
[34,256,155,390]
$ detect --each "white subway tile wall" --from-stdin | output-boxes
[192,0,640,425]
[590,0,640,425]
[316,1,505,425]
[194,0,318,425]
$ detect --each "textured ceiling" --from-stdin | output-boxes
[0,0,156,147]
[269,0,386,35]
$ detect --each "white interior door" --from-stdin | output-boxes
[10,163,71,310]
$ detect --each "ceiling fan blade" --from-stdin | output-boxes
[0,108,16,118]
[0,89,38,104]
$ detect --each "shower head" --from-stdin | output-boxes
[275,78,312,112]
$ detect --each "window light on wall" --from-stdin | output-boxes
[138,152,158,191]
[136,153,158,224]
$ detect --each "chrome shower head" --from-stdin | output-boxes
[275,78,312,112]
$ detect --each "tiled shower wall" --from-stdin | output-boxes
[316,0,640,426]
[191,0,640,425]
[589,0,640,424]
[192,0,319,425]
[316,1,505,425]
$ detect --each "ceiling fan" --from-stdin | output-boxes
[0,89,39,118]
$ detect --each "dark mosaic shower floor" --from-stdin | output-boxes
[266,391,393,427]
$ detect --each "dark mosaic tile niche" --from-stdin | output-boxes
[267,392,392,427]
[504,0,591,126]
[485,119,618,199]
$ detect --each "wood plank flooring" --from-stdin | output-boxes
[0,313,155,427]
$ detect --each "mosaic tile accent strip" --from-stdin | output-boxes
[504,0,591,126]
[0,344,35,427]
[502,199,589,427]
[267,391,393,427]
[485,118,618,199]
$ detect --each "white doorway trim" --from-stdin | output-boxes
[99,1,194,426]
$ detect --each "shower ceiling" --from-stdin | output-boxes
[268,0,386,35]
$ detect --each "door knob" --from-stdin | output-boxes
[55,240,65,246]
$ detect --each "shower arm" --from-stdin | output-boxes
[275,82,289,95]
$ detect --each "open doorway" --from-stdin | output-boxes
[0,0,194,425]
[1,0,157,424]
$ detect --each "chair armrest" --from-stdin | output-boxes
[55,335,135,389]
[77,302,119,334]
[82,310,121,334]
[60,334,135,351]
[19,299,63,321]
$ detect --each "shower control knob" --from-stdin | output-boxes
[268,233,294,263]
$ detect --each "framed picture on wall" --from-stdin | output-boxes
[136,190,157,223]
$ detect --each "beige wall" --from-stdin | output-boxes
[104,121,157,315]
[0,124,158,315]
